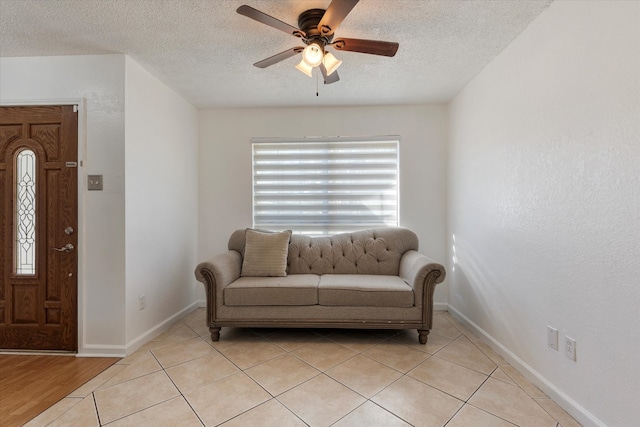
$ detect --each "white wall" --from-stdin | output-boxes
[1,55,127,354]
[1,54,200,356]
[124,57,199,348]
[198,105,449,305]
[448,1,640,426]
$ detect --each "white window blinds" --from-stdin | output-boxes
[252,138,399,236]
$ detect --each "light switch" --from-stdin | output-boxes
[88,175,103,191]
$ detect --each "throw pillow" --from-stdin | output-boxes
[241,229,292,277]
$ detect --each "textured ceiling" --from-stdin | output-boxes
[0,0,553,108]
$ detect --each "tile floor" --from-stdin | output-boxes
[25,310,582,427]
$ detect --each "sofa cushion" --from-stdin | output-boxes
[241,229,292,277]
[224,274,319,306]
[318,275,414,308]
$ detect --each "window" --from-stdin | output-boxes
[252,137,399,236]
[15,149,37,275]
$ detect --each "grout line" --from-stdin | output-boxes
[148,345,207,427]
[273,395,312,426]
[92,393,103,426]
[466,367,494,403]
[442,404,465,427]
[463,402,520,426]
[532,397,568,427]
[368,400,415,426]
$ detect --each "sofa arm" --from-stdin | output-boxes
[195,251,242,289]
[194,251,242,331]
[399,250,446,328]
[400,250,446,288]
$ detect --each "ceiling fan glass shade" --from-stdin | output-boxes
[323,52,342,76]
[301,42,324,67]
[295,60,314,77]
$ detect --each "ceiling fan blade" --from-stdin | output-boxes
[332,38,399,57]
[253,47,304,68]
[237,5,304,37]
[317,0,359,36]
[320,64,340,84]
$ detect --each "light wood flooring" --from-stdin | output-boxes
[0,354,118,427]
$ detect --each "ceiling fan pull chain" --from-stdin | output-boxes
[316,70,319,97]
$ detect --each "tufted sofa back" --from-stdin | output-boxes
[228,228,419,276]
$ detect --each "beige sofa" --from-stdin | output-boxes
[194,227,446,344]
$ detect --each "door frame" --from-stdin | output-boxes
[1,99,87,355]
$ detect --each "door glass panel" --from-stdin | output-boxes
[15,149,36,275]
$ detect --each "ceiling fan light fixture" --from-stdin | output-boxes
[323,51,342,76]
[301,42,324,67]
[295,59,314,77]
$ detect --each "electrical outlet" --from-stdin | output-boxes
[138,295,146,311]
[547,326,558,350]
[565,336,576,361]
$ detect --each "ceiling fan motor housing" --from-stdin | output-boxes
[298,9,334,49]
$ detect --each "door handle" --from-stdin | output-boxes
[52,243,74,253]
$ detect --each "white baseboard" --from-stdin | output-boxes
[77,344,126,358]
[447,305,605,427]
[124,301,201,356]
[433,302,449,311]
[76,301,203,358]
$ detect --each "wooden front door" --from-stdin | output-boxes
[0,105,78,351]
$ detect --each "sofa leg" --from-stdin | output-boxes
[418,329,429,345]
[210,327,221,342]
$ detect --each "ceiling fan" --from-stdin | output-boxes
[237,0,399,84]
